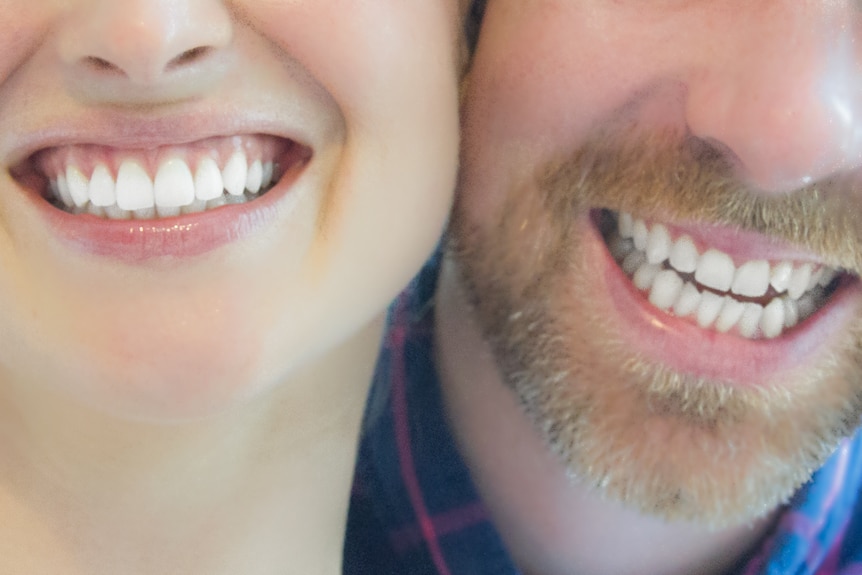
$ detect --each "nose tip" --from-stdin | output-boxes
[58,0,233,101]
[684,7,862,193]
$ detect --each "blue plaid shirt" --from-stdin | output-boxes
[344,255,862,575]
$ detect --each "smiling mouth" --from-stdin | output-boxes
[598,209,854,340]
[11,134,312,220]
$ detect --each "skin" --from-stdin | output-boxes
[0,1,463,573]
[440,2,862,574]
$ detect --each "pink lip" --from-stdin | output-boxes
[20,139,311,262]
[584,218,862,386]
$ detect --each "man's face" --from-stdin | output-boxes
[0,0,461,421]
[455,0,862,529]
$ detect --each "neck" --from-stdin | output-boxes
[433,257,775,575]
[0,317,383,575]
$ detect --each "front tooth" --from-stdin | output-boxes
[783,297,799,328]
[669,235,698,273]
[633,262,661,291]
[672,282,701,317]
[104,205,130,220]
[181,198,207,215]
[696,291,724,328]
[66,165,90,208]
[154,158,195,210]
[737,303,764,338]
[731,260,770,297]
[649,270,683,310]
[770,261,793,293]
[715,297,745,333]
[694,249,735,292]
[633,219,648,251]
[116,160,155,211]
[787,263,813,300]
[222,150,248,196]
[761,298,785,339]
[246,159,263,194]
[645,224,671,265]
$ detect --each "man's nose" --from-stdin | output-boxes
[56,0,234,105]
[684,3,862,193]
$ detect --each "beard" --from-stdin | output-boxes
[450,127,862,528]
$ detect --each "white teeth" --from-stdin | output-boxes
[261,161,274,189]
[760,299,785,339]
[737,302,763,338]
[88,164,115,207]
[669,235,699,273]
[66,165,90,208]
[672,282,702,317]
[618,212,634,239]
[116,160,155,211]
[715,297,745,333]
[181,198,208,215]
[104,204,130,220]
[633,262,661,291]
[696,291,724,329]
[622,251,647,276]
[695,249,735,292]
[222,150,248,197]
[633,220,648,251]
[194,157,224,201]
[787,263,813,300]
[645,224,671,265]
[54,173,74,208]
[731,259,770,298]
[612,212,842,341]
[769,261,793,293]
[649,269,683,310]
[154,157,195,212]
[246,159,263,194]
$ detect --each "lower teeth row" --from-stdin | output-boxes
[52,186,272,220]
[606,226,832,340]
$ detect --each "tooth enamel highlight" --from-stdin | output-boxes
[55,173,74,208]
[649,269,683,310]
[672,282,701,317]
[737,303,763,338]
[788,264,813,300]
[695,249,735,292]
[154,158,195,211]
[645,224,671,265]
[607,211,842,341]
[88,164,116,207]
[731,260,770,297]
[194,157,223,201]
[669,235,698,273]
[696,291,724,329]
[633,220,648,251]
[222,150,248,197]
[246,159,263,194]
[66,165,90,208]
[116,160,155,211]
[761,299,784,339]
[770,261,793,293]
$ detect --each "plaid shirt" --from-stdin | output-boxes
[344,255,862,575]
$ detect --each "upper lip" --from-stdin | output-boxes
[1,106,319,170]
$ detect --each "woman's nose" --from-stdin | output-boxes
[56,0,234,104]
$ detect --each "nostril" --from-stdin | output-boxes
[167,46,213,71]
[82,56,126,76]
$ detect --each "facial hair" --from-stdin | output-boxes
[450,127,862,528]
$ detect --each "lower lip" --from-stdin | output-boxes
[584,216,862,387]
[33,169,304,262]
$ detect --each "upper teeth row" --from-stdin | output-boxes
[50,151,275,219]
[616,212,837,300]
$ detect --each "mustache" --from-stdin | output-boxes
[536,128,862,273]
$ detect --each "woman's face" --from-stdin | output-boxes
[0,0,462,420]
